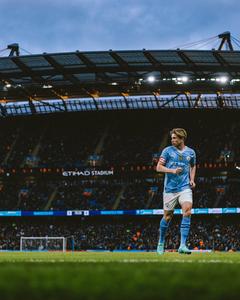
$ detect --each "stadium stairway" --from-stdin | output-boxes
[93,126,109,155]
[112,184,128,210]
[213,186,227,207]
[31,130,46,158]
[44,186,59,210]
[2,133,19,166]
[143,129,169,209]
[158,129,169,152]
[20,127,46,168]
[146,192,155,209]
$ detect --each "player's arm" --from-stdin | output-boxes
[156,162,182,174]
[156,151,182,174]
[190,165,196,182]
[189,151,197,188]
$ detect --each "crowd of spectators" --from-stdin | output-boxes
[0,176,238,210]
[0,111,238,211]
[0,111,239,168]
[51,179,120,210]
[0,106,238,255]
[0,216,239,251]
[0,179,52,210]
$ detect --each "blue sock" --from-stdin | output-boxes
[159,217,170,244]
[180,216,191,247]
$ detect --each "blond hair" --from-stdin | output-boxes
[170,128,187,141]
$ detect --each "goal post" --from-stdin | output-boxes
[20,237,67,252]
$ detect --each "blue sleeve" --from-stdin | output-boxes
[159,147,169,164]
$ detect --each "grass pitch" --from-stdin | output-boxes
[0,252,239,300]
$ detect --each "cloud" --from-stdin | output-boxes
[0,0,239,54]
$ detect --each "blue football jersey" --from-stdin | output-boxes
[159,146,196,193]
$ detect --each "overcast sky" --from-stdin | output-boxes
[0,0,239,55]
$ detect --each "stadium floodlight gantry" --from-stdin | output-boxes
[1,49,240,99]
[1,33,240,115]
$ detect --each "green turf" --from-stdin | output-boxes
[0,252,239,300]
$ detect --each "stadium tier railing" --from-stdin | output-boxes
[1,95,240,117]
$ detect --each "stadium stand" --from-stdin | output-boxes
[0,177,239,210]
[0,46,239,254]
[0,111,239,168]
[0,216,239,251]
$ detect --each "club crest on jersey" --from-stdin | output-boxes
[186,156,191,161]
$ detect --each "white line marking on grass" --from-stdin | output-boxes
[121,259,239,264]
[1,259,238,264]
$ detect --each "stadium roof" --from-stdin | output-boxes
[1,49,240,101]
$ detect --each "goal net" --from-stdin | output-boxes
[20,237,67,252]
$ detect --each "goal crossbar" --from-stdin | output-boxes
[20,236,67,252]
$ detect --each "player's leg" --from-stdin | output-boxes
[157,193,177,255]
[161,210,174,242]
[157,210,173,254]
[178,189,193,254]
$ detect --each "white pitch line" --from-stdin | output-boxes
[0,259,239,264]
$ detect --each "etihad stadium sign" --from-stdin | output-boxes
[62,169,114,177]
